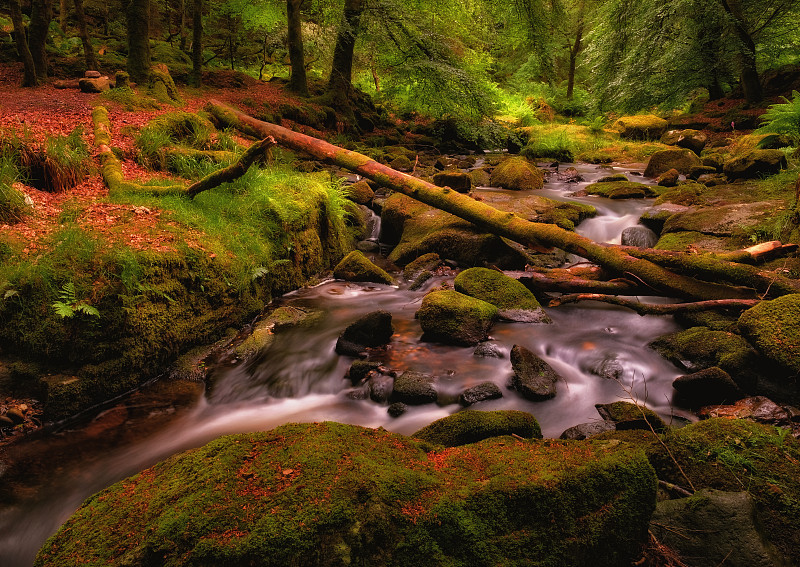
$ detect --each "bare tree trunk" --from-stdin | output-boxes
[29,0,54,81]
[74,0,99,71]
[206,100,800,301]
[326,0,364,103]
[124,0,151,83]
[287,0,309,96]
[191,0,202,86]
[566,21,583,100]
[9,0,39,87]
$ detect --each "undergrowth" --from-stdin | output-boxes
[0,156,30,224]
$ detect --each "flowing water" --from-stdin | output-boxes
[0,163,693,566]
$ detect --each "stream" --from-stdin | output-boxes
[0,162,693,566]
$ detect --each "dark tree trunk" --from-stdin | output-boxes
[74,0,99,71]
[125,0,152,83]
[29,0,54,81]
[326,0,365,102]
[566,22,583,100]
[178,0,187,51]
[9,0,38,86]
[719,0,763,103]
[191,0,202,86]
[287,0,309,96]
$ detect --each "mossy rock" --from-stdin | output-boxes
[595,418,800,562]
[454,267,550,323]
[391,371,437,405]
[333,250,394,285]
[413,410,542,447]
[595,401,666,432]
[653,231,734,252]
[595,173,628,183]
[613,115,668,140]
[649,327,761,390]
[234,307,324,361]
[653,181,707,206]
[644,148,702,178]
[345,180,374,205]
[661,201,778,238]
[473,189,595,231]
[489,156,544,190]
[509,345,560,401]
[584,180,655,199]
[382,194,531,269]
[432,171,472,193]
[148,66,181,104]
[416,290,498,346]
[35,422,658,567]
[738,294,800,374]
[723,149,788,180]
[389,154,413,172]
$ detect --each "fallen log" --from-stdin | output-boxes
[205,100,793,301]
[519,271,654,296]
[549,294,760,315]
[187,137,276,197]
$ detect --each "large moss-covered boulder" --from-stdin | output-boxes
[381,194,531,269]
[333,250,395,285]
[661,201,777,237]
[416,290,498,346]
[432,171,472,193]
[454,267,550,323]
[584,180,656,199]
[644,148,702,177]
[738,294,800,374]
[649,327,761,391]
[35,422,658,567]
[613,115,668,140]
[489,156,544,190]
[723,149,787,180]
[596,418,800,562]
[413,410,542,447]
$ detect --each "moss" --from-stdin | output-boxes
[333,250,394,285]
[644,148,702,178]
[595,401,666,432]
[649,326,761,390]
[737,294,800,373]
[36,422,657,567]
[488,157,544,190]
[613,115,668,140]
[584,180,655,199]
[454,267,540,310]
[413,410,542,447]
[653,182,707,206]
[596,418,800,561]
[416,290,498,346]
[654,231,733,252]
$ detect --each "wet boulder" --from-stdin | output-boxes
[656,168,680,187]
[651,490,789,567]
[639,203,689,233]
[560,421,616,440]
[459,381,504,406]
[368,374,394,403]
[489,156,544,190]
[661,201,778,238]
[649,326,761,391]
[346,360,382,385]
[432,171,472,193]
[473,342,504,358]
[335,310,394,356]
[613,115,668,140]
[509,345,559,401]
[454,267,551,323]
[672,366,744,407]
[644,148,702,178]
[584,180,655,199]
[661,129,707,155]
[595,401,666,432]
[346,180,374,205]
[696,396,798,433]
[333,250,394,285]
[723,149,787,180]
[738,294,800,374]
[79,76,111,93]
[416,290,498,346]
[413,409,541,447]
[620,226,658,248]
[390,371,437,405]
[36,422,658,567]
[596,173,628,182]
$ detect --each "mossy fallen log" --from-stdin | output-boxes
[186,136,275,197]
[549,294,760,315]
[206,100,777,302]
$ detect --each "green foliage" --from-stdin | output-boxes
[100,87,162,111]
[41,127,91,192]
[521,129,576,162]
[756,91,800,145]
[0,156,29,224]
[52,282,100,319]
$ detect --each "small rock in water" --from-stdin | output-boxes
[391,371,437,405]
[459,382,503,406]
[509,345,558,401]
[335,311,394,356]
[621,226,659,248]
[369,375,394,404]
[473,343,504,358]
[560,421,616,440]
[388,402,408,417]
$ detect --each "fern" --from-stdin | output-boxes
[756,90,800,144]
[52,282,100,319]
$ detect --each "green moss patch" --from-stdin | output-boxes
[489,156,544,190]
[738,294,800,373]
[454,267,550,323]
[613,115,668,141]
[413,410,542,447]
[36,422,657,567]
[416,290,498,346]
[333,250,394,285]
[584,180,655,199]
